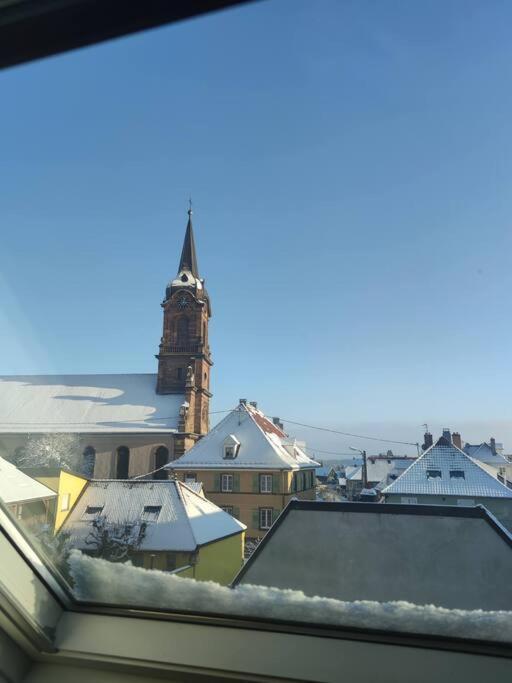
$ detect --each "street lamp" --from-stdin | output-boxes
[349,446,368,490]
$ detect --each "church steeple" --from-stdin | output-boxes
[156,207,213,455]
[178,204,199,278]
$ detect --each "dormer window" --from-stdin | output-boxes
[223,434,240,460]
[450,470,465,479]
[426,469,442,479]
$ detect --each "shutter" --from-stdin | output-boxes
[272,508,280,524]
[233,473,240,492]
[272,473,278,494]
[214,473,221,492]
[252,509,260,530]
[232,507,240,521]
[252,474,259,492]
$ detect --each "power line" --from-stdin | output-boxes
[278,416,418,447]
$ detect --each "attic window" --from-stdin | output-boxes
[426,469,442,479]
[450,470,465,479]
[141,505,161,521]
[82,505,103,520]
[223,434,240,460]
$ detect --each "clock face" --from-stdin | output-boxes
[177,295,190,310]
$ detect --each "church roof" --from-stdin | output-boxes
[61,479,245,553]
[0,374,184,434]
[382,437,512,499]
[168,401,320,471]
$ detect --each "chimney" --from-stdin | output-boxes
[239,398,247,405]
[422,431,433,451]
[490,437,497,455]
[249,401,258,409]
[452,432,462,450]
[272,416,284,431]
[442,428,452,444]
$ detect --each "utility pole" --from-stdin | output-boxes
[361,450,368,490]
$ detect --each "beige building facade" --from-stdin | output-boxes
[169,401,319,540]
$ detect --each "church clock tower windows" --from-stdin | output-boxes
[156,207,212,454]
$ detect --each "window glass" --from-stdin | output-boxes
[1,0,512,649]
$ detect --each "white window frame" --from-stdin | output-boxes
[259,507,273,530]
[221,473,233,493]
[60,493,71,511]
[260,474,272,493]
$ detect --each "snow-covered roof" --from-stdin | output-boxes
[315,466,336,478]
[61,479,245,552]
[348,458,416,484]
[382,438,512,499]
[0,457,56,504]
[0,375,184,434]
[168,402,320,471]
[463,442,509,466]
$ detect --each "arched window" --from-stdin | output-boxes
[177,316,188,345]
[116,446,130,479]
[153,446,169,480]
[82,446,96,478]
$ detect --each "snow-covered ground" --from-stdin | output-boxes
[69,550,512,643]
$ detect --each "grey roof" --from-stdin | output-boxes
[233,500,512,611]
[61,479,245,552]
[0,374,184,434]
[463,442,509,466]
[347,458,416,484]
[168,402,319,471]
[382,438,512,499]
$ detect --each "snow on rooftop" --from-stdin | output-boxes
[383,439,512,498]
[0,374,184,434]
[0,456,56,504]
[463,442,509,466]
[168,402,320,471]
[61,479,245,552]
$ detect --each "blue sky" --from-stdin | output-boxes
[2,0,512,456]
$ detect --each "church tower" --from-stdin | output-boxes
[156,207,212,455]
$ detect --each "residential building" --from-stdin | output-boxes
[167,400,319,539]
[345,456,416,500]
[0,209,212,477]
[0,456,56,529]
[58,476,245,585]
[463,438,512,483]
[315,465,337,484]
[233,499,512,610]
[382,435,512,531]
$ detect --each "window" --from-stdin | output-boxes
[116,446,130,479]
[141,505,161,521]
[449,470,465,479]
[457,499,476,507]
[153,446,169,480]
[221,506,233,515]
[82,506,103,520]
[259,507,273,530]
[426,470,442,479]
[185,473,197,482]
[224,446,235,459]
[221,473,233,492]
[260,474,272,493]
[401,497,418,505]
[60,493,70,512]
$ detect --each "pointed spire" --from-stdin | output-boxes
[178,201,199,277]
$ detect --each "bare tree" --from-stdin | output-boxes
[84,517,147,563]
[11,433,81,470]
